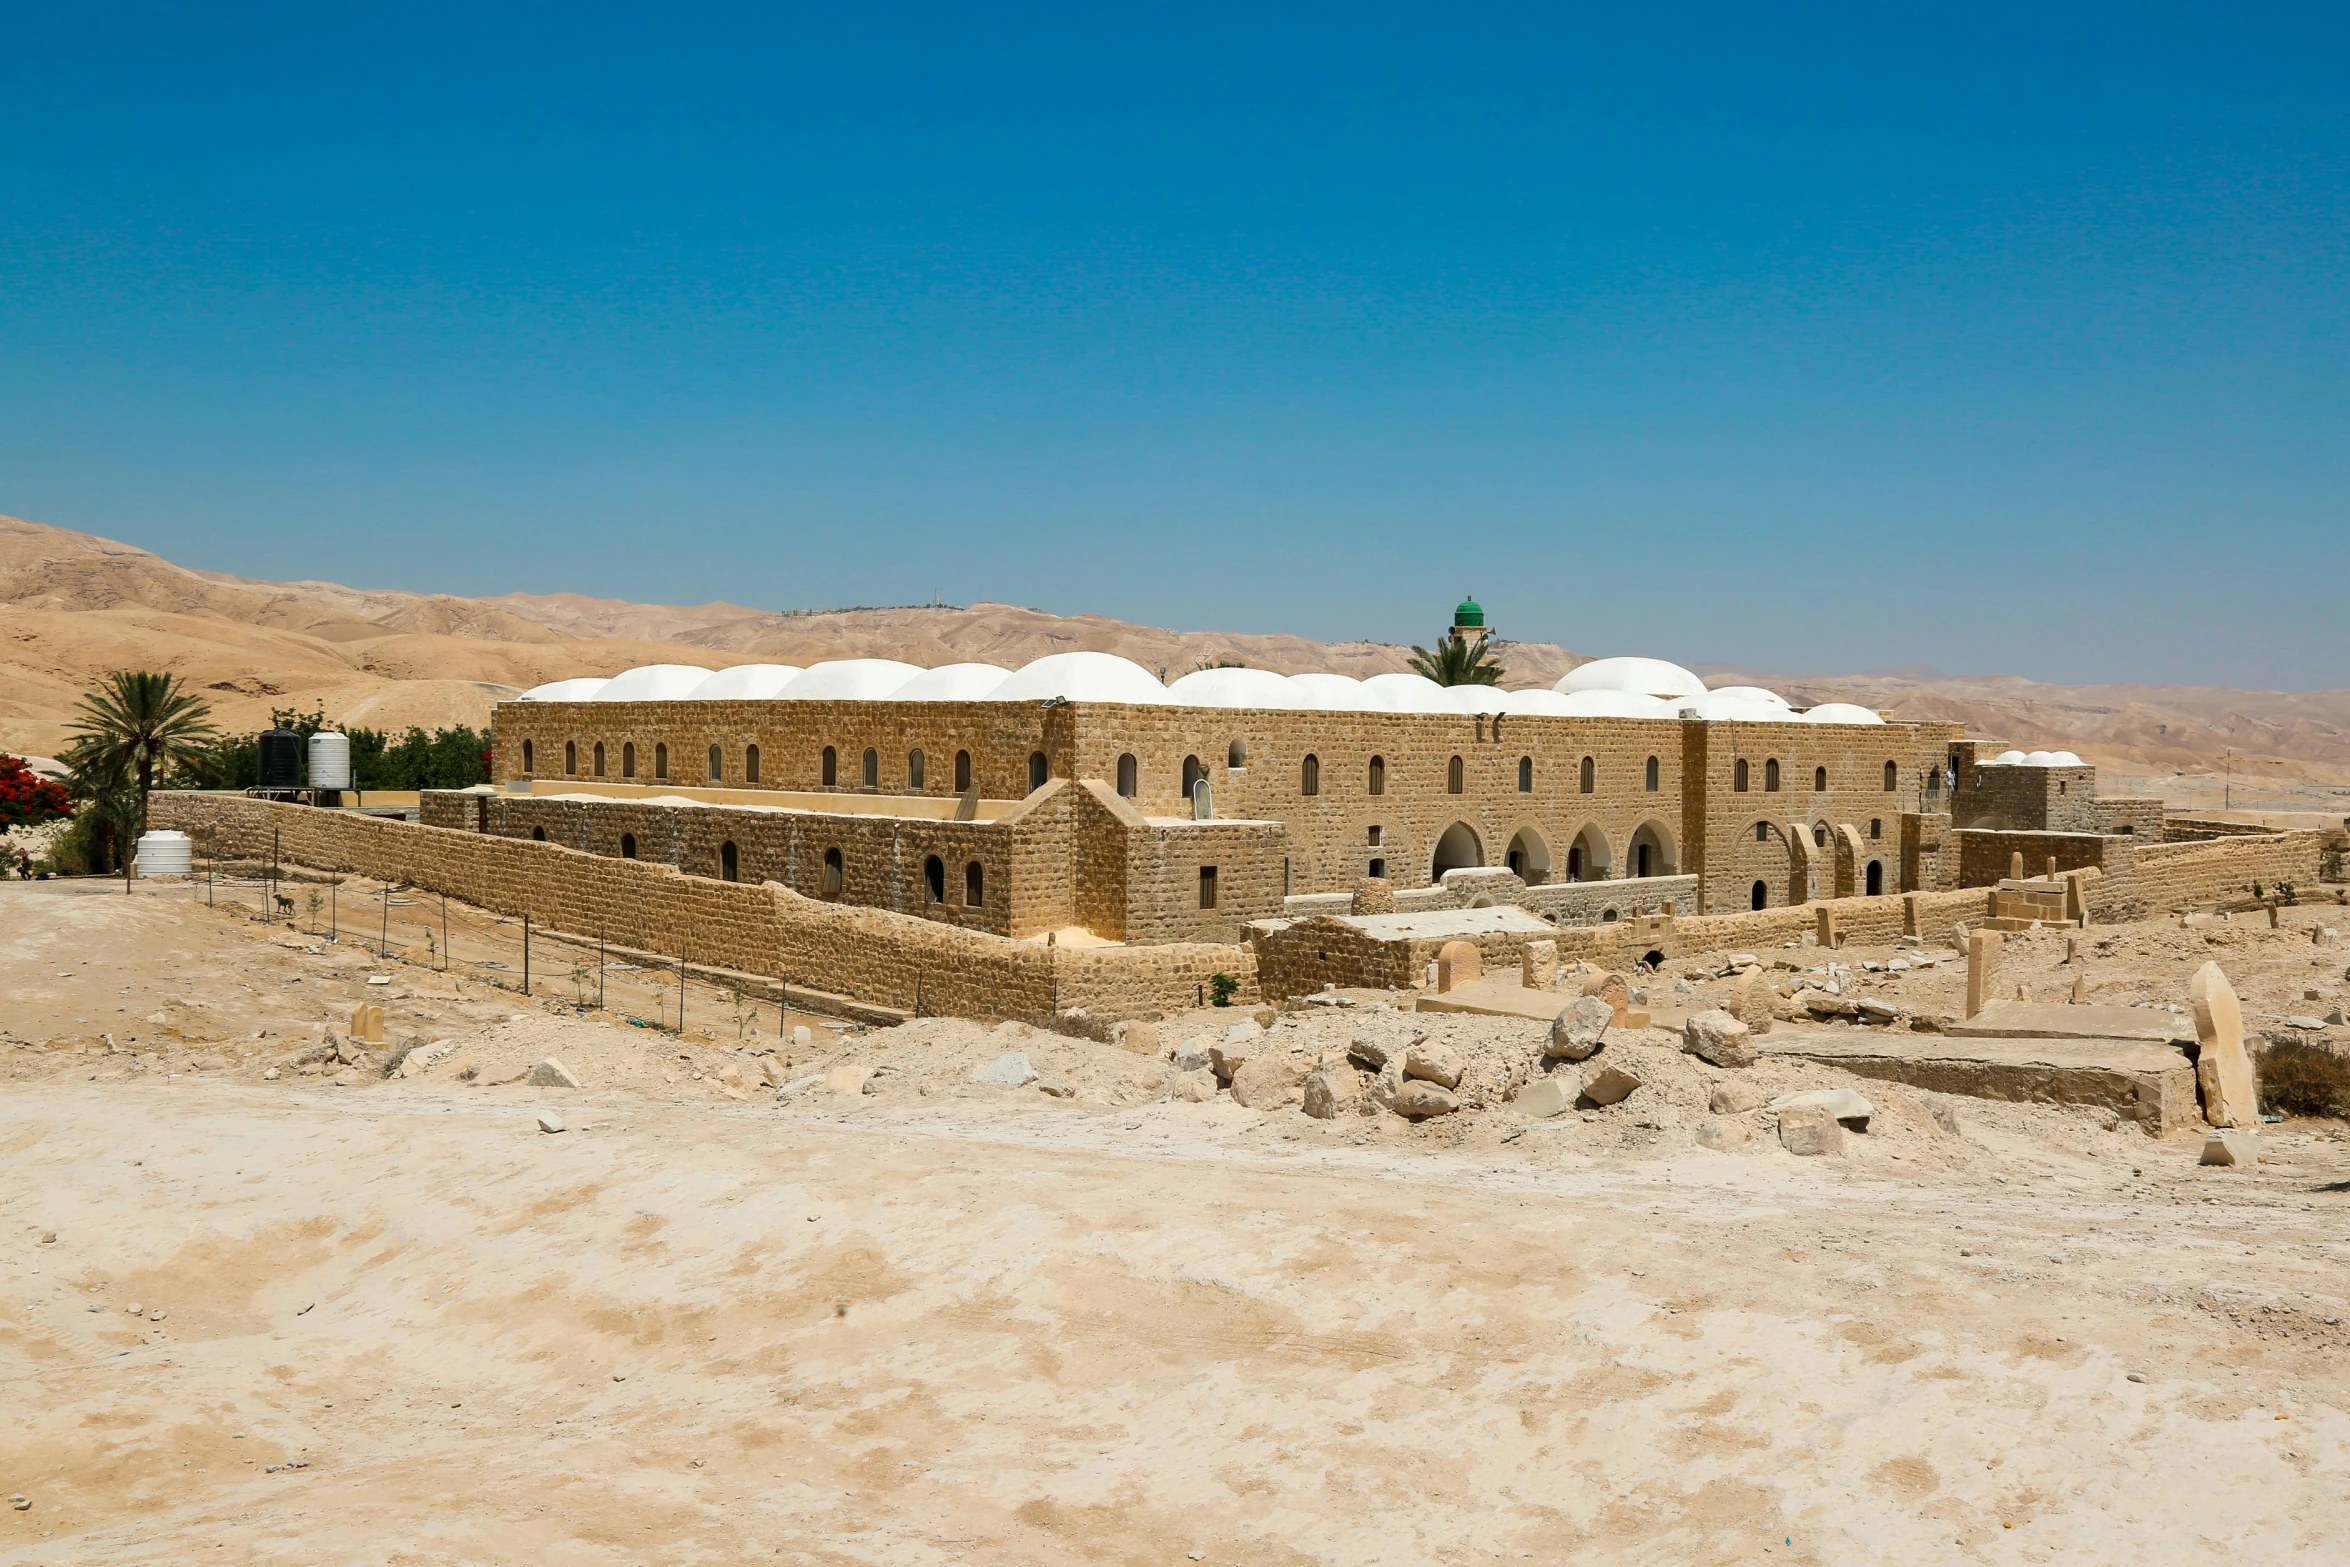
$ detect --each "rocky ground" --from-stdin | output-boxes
[7,876,2350,1563]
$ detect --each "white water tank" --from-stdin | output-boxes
[135,830,192,878]
[308,731,352,790]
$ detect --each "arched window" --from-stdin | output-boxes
[1869,818,1883,839]
[954,750,971,792]
[1228,739,1248,770]
[522,740,534,773]
[653,743,668,780]
[1518,756,1533,793]
[1579,756,1595,794]
[1447,755,1464,794]
[924,855,945,903]
[1763,758,1779,792]
[1301,754,1320,796]
[1182,755,1204,797]
[745,744,760,783]
[1733,758,1749,792]
[720,841,738,882]
[1368,857,1386,879]
[620,833,636,859]
[622,742,636,779]
[821,746,837,787]
[1751,880,1768,910]
[861,748,878,788]
[1116,753,1137,797]
[1813,823,1828,847]
[1368,756,1386,795]
[821,847,843,899]
[1028,751,1049,791]
[530,825,546,841]
[1644,755,1658,792]
[1884,760,1899,791]
[964,860,985,907]
[1755,821,1769,842]
[708,745,723,782]
[908,749,925,791]
[565,740,578,776]
[1814,766,1827,792]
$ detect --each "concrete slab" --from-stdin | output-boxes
[1760,1028,2198,1134]
[1944,1000,2194,1046]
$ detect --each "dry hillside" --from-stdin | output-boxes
[3,512,2344,811]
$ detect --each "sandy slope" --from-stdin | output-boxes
[7,879,2350,1563]
[4,511,2345,809]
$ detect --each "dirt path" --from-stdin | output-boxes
[6,883,2350,1564]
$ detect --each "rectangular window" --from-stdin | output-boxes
[1198,866,1218,909]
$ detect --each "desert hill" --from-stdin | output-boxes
[3,512,2343,810]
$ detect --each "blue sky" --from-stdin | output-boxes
[3,3,2345,687]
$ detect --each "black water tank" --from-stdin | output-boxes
[257,728,303,790]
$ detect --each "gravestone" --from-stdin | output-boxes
[2189,961,2257,1129]
[1965,929,2003,1019]
[1190,779,1213,821]
[1435,940,1482,993]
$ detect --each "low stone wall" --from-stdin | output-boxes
[2105,830,2329,919]
[149,793,1256,1024]
[1958,829,2112,887]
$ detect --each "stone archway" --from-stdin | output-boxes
[1566,822,1613,882]
[1505,826,1552,885]
[1432,822,1483,879]
[1627,819,1677,878]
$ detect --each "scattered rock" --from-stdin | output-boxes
[1170,1035,1212,1072]
[1403,1040,1464,1090]
[1769,1088,1875,1129]
[1365,1057,1407,1114]
[1853,998,1902,1025]
[971,1052,1037,1088]
[1348,1026,1410,1072]
[8,1495,27,1511]
[1929,1101,1962,1136]
[791,1025,814,1048]
[2200,1127,2260,1167]
[1209,1034,1255,1083]
[824,1062,874,1095]
[1390,1080,1458,1119]
[2284,1015,2329,1031]
[396,1039,460,1079]
[536,1111,566,1134]
[1513,1076,1571,1119]
[758,1056,792,1088]
[1709,1081,1766,1115]
[2126,1372,2149,1384]
[1166,1067,1219,1103]
[526,1058,582,1089]
[1778,1105,1843,1156]
[1301,1065,1355,1119]
[1695,1119,1751,1151]
[1579,1064,1643,1108]
[1037,1078,1075,1099]
[1116,1020,1159,1056]
[1546,997,1613,1062]
[1230,1054,1307,1110]
[261,1066,281,1082]
[1681,1009,1756,1068]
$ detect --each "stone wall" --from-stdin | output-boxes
[2094,797,2167,840]
[1951,756,2100,833]
[1957,829,2113,888]
[150,793,1260,1025]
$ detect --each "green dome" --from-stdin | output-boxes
[1453,595,1484,627]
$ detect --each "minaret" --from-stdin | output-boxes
[1451,595,1488,648]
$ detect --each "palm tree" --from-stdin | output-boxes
[1407,632,1504,687]
[65,671,217,841]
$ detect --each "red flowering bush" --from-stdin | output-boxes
[0,754,72,831]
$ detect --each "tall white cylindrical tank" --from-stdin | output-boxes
[308,731,352,790]
[135,830,192,877]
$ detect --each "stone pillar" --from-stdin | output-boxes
[1815,905,1841,950]
[1520,939,1559,990]
[2009,850,2025,880]
[1965,929,2003,1018]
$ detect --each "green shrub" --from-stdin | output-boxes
[1209,973,1239,1007]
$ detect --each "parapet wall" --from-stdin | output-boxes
[149,793,1257,1025]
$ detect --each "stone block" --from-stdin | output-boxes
[2200,1126,2260,1167]
[526,1057,581,1089]
[1390,1080,1458,1119]
[1768,1087,1874,1128]
[1965,929,2003,1019]
[1403,1041,1464,1090]
[1302,1066,1356,1119]
[2189,962,2257,1129]
[1709,1081,1765,1114]
[1520,939,1559,991]
[1695,1119,1751,1151]
[1230,1053,1307,1110]
[1116,1020,1160,1057]
[1579,1064,1642,1107]
[1778,1105,1844,1156]
[1436,941,1482,993]
[1547,996,1613,1062]
[1682,1009,1756,1068]
[971,1051,1037,1088]
[1514,1076,1572,1118]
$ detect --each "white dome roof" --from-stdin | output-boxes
[1284,673,1376,711]
[2049,750,2084,767]
[1495,688,1579,716]
[2024,749,2058,766]
[1709,685,1790,709]
[1799,702,1887,726]
[1360,672,1458,713]
[520,676,611,702]
[778,659,928,701]
[1555,657,1707,701]
[685,664,805,701]
[1685,692,1792,723]
[592,664,719,702]
[888,662,1013,701]
[1165,667,1302,709]
[990,651,1168,705]
[1557,689,1678,719]
[1990,749,2027,766]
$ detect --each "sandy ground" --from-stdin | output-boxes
[8,879,2350,1564]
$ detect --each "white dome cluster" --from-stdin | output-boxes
[1984,748,2084,767]
[518,650,1892,724]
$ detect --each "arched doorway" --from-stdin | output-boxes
[1432,822,1482,879]
[1751,879,1768,910]
[1628,820,1675,878]
[1567,823,1612,882]
[1865,859,1884,896]
[1505,827,1551,885]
